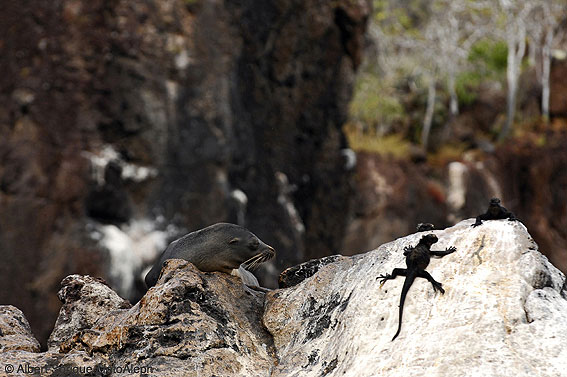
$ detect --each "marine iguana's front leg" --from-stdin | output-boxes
[430,246,457,257]
[417,270,445,294]
[472,213,489,227]
[377,268,407,287]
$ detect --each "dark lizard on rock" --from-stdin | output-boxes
[472,198,517,227]
[416,223,435,232]
[377,234,456,341]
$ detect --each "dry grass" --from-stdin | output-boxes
[344,123,411,159]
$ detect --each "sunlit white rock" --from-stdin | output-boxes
[264,219,567,377]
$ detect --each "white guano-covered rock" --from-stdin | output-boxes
[264,219,567,377]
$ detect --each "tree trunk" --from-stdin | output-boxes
[422,78,436,150]
[499,25,526,141]
[448,71,459,117]
[541,28,553,122]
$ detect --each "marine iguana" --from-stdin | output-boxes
[416,223,435,232]
[378,234,456,340]
[472,198,517,227]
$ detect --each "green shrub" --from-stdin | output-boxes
[455,71,482,106]
[349,73,405,132]
[468,39,508,74]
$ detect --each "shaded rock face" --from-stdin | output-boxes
[342,152,454,254]
[1,220,565,376]
[0,0,370,346]
[550,58,567,117]
[278,255,348,289]
[493,137,567,274]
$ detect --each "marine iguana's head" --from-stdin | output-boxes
[489,198,501,206]
[416,223,435,232]
[419,234,438,247]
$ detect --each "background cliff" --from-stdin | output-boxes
[0,0,370,347]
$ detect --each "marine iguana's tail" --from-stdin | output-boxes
[392,272,417,341]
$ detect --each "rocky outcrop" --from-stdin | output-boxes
[266,219,567,376]
[0,0,370,346]
[47,275,131,350]
[0,261,275,376]
[1,220,565,376]
[0,306,40,353]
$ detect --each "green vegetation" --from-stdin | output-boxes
[455,71,482,106]
[347,0,566,163]
[349,73,405,133]
[454,39,508,106]
[468,39,508,74]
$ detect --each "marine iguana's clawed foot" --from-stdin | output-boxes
[377,274,392,287]
[431,281,445,294]
[446,246,457,253]
[471,222,482,227]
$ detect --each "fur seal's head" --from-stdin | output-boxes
[205,223,275,272]
[419,234,438,247]
[144,223,276,288]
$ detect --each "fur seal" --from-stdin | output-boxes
[144,223,275,288]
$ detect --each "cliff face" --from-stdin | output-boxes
[1,220,565,376]
[0,0,370,346]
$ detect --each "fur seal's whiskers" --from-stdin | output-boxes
[242,248,275,271]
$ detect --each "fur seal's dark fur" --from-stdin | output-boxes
[145,223,275,288]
